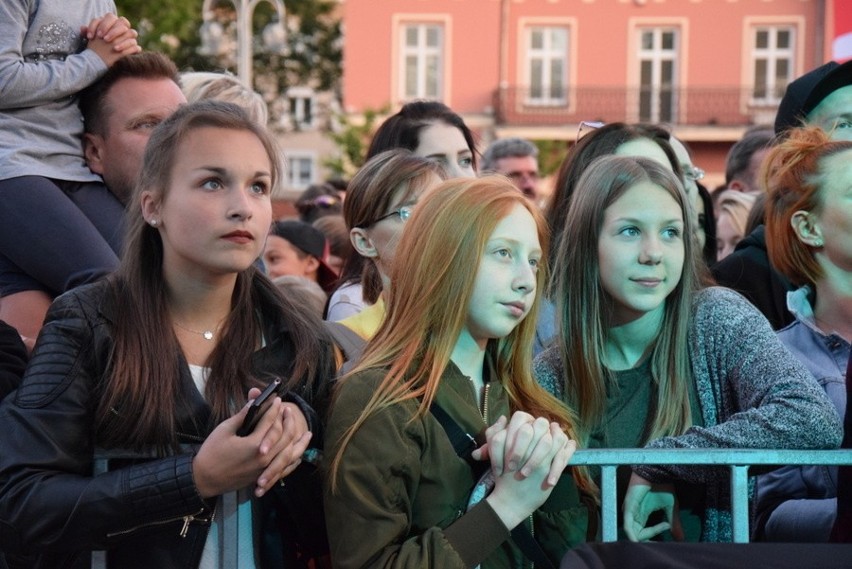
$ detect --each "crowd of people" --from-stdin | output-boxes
[0,6,850,569]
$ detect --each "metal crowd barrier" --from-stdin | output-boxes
[571,448,852,543]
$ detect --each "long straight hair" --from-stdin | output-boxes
[329,176,593,494]
[96,101,333,452]
[552,155,700,444]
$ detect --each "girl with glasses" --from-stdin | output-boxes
[325,149,445,330]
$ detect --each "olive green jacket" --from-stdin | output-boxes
[323,360,588,569]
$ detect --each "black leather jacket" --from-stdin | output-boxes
[0,279,331,568]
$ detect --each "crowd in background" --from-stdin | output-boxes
[0,4,850,569]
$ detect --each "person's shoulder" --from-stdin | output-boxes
[49,279,113,319]
[533,345,561,375]
[693,286,757,311]
[691,286,774,339]
[332,367,387,407]
[533,345,564,398]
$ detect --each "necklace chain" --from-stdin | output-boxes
[172,320,222,341]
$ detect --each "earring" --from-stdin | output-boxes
[149,219,159,227]
[814,239,823,247]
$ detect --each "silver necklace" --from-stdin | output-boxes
[173,320,220,341]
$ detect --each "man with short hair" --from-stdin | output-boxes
[724,125,775,194]
[480,137,540,201]
[79,51,186,205]
[0,53,186,345]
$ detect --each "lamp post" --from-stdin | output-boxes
[199,0,287,89]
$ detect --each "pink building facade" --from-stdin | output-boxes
[342,0,842,188]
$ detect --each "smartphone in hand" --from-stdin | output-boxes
[237,378,282,437]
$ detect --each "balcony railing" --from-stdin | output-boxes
[493,86,782,128]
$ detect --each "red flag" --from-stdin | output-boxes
[834,0,852,61]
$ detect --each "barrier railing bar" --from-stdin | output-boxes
[570,449,852,543]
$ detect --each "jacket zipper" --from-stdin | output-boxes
[180,503,217,538]
[106,505,213,539]
[481,383,490,425]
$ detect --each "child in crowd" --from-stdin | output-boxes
[534,155,841,543]
[536,122,682,355]
[324,177,591,568]
[0,101,335,567]
[264,219,339,295]
[0,2,141,341]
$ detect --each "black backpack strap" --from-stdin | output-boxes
[428,402,556,569]
[510,525,557,569]
[428,401,485,477]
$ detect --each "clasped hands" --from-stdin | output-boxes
[193,387,312,500]
[82,13,142,66]
[471,412,576,530]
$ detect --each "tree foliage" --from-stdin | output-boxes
[115,0,341,94]
[324,105,389,178]
[115,0,208,69]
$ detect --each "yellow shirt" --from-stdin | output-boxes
[338,297,386,341]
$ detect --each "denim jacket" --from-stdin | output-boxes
[754,286,849,542]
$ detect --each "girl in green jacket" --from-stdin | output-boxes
[324,176,592,568]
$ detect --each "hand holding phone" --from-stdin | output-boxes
[237,379,282,437]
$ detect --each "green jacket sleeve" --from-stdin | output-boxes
[323,371,510,569]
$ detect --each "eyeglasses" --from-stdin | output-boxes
[297,195,340,209]
[683,166,705,182]
[577,120,604,141]
[373,204,414,224]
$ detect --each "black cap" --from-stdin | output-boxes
[269,220,338,292]
[774,60,852,135]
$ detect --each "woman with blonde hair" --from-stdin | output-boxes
[324,177,590,568]
[535,154,841,544]
[714,189,756,260]
[755,127,852,542]
[180,71,268,125]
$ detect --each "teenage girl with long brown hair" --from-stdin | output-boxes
[0,101,335,568]
[535,154,841,544]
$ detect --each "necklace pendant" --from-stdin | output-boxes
[203,330,214,341]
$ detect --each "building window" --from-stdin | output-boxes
[526,26,569,106]
[287,87,315,129]
[400,23,443,100]
[751,26,795,104]
[638,27,679,123]
[286,154,315,190]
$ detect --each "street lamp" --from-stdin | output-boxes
[199,0,287,89]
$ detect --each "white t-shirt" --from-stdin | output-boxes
[189,365,257,569]
[326,281,367,321]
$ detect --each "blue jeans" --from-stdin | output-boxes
[0,176,124,296]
